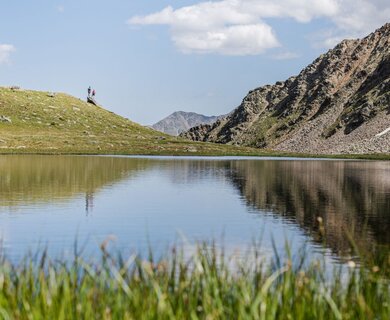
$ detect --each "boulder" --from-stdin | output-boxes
[87,97,98,106]
[0,116,12,123]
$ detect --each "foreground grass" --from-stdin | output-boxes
[0,244,389,319]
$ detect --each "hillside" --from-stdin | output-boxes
[0,87,269,156]
[182,23,390,155]
[152,111,223,136]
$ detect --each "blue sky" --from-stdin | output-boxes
[0,1,388,124]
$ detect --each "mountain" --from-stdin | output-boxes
[182,23,390,155]
[0,87,263,156]
[152,111,224,136]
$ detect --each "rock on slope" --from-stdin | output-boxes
[152,111,224,136]
[182,23,390,154]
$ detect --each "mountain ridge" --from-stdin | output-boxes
[182,23,390,154]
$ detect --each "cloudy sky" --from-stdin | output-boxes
[0,1,388,124]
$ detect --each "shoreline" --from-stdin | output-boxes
[0,150,389,160]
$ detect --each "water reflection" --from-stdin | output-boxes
[146,159,390,258]
[226,160,390,257]
[0,155,151,210]
[0,155,388,262]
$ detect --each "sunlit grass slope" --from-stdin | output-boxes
[0,87,269,156]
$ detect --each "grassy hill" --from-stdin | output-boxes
[0,87,269,156]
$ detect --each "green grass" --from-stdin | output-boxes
[0,87,389,160]
[0,242,389,319]
[0,87,272,157]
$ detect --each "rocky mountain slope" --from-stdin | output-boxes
[152,111,223,136]
[0,87,264,156]
[183,23,390,154]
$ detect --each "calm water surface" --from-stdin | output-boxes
[0,155,389,263]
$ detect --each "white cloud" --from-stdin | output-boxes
[0,44,15,65]
[57,5,65,13]
[173,23,279,55]
[128,0,390,55]
[331,0,390,34]
[313,0,390,47]
[128,0,338,55]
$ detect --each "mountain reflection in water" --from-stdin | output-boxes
[225,160,390,256]
[0,156,388,262]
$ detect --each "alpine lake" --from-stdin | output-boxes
[0,155,389,265]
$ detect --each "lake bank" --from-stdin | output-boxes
[0,149,389,160]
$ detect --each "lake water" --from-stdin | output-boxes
[0,155,389,263]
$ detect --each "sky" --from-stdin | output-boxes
[0,1,389,125]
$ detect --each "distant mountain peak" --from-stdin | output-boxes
[152,111,225,136]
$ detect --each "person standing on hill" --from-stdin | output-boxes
[88,86,91,97]
[92,89,96,98]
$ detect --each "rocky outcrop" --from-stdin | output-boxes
[87,97,98,106]
[152,111,225,136]
[182,23,390,154]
